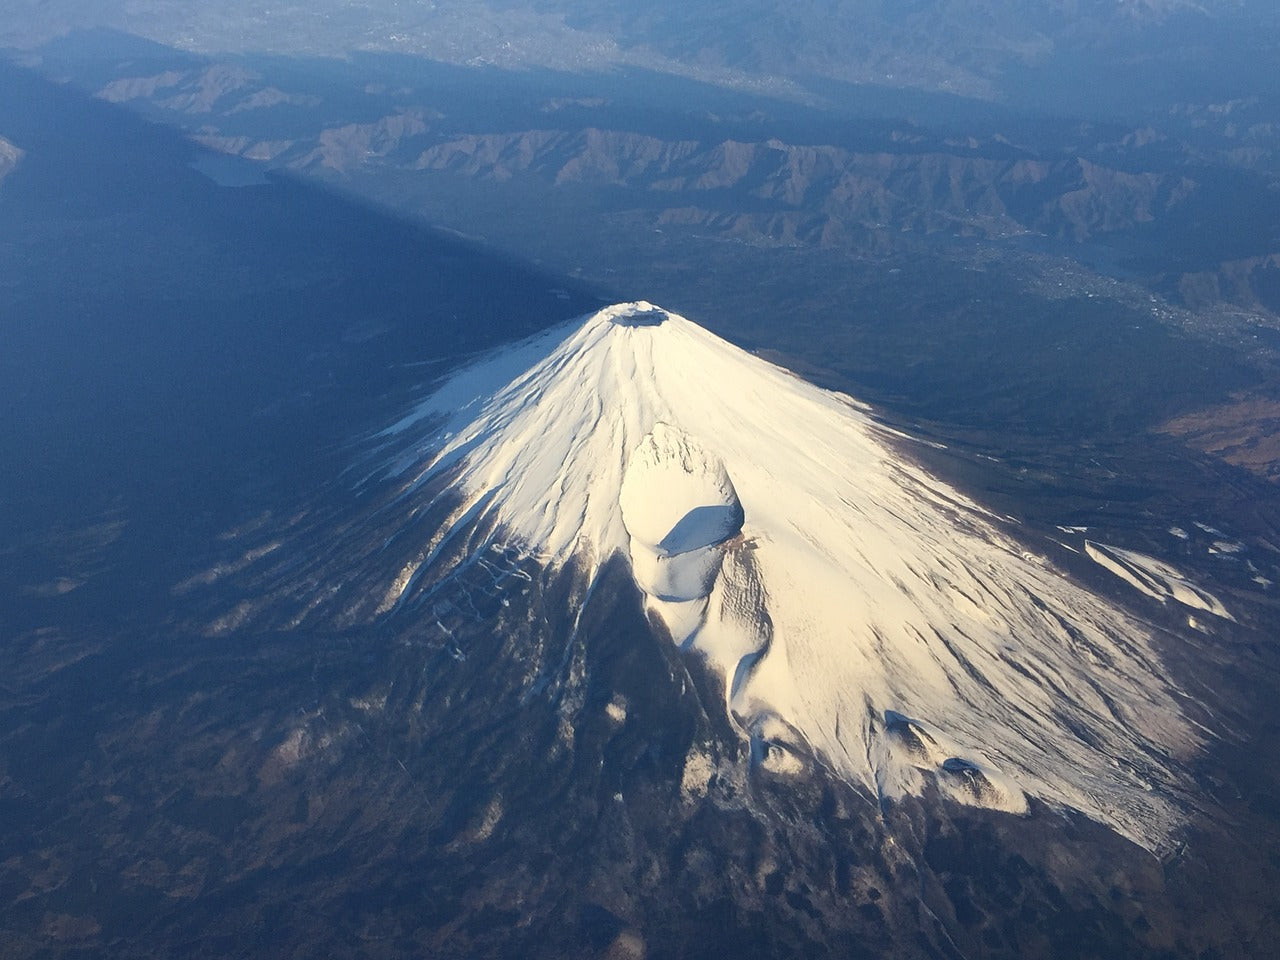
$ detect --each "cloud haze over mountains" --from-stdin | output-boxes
[5,0,1279,107]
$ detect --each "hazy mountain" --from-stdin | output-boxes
[4,0,1279,110]
[410,129,1198,243]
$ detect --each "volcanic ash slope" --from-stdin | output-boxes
[377,301,1204,849]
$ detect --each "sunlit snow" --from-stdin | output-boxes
[377,302,1206,849]
[1085,540,1233,620]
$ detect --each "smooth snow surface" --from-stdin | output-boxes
[379,302,1201,848]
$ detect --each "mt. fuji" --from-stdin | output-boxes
[362,302,1217,850]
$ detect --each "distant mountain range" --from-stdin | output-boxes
[409,128,1196,244]
[4,1,1279,109]
[41,48,1280,321]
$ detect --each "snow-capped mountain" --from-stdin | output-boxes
[370,301,1217,850]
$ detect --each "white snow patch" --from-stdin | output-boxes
[377,302,1206,849]
[620,422,742,557]
[1085,541,1233,621]
[620,422,744,639]
[873,710,1027,815]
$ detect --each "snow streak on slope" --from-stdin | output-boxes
[1085,540,1234,621]
[377,302,1201,849]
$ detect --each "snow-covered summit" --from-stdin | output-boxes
[377,301,1206,848]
